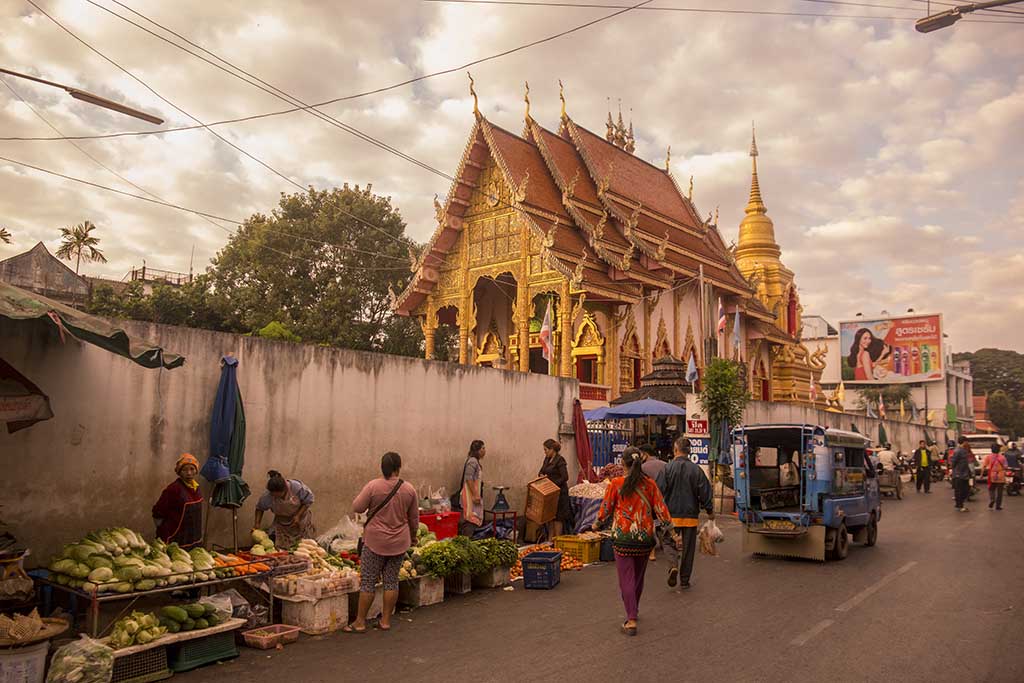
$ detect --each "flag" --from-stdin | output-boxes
[926,409,935,425]
[686,352,699,384]
[879,401,887,420]
[731,309,741,359]
[911,402,919,422]
[810,379,818,403]
[899,399,906,421]
[717,298,727,335]
[539,299,554,363]
[866,403,877,419]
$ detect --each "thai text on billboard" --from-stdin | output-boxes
[839,314,943,384]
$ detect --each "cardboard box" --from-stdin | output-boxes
[525,476,560,524]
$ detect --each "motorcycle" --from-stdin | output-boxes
[1007,467,1021,496]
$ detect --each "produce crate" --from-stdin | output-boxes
[283,594,348,635]
[168,629,238,673]
[444,571,472,596]
[241,624,301,650]
[553,535,602,564]
[111,646,171,683]
[472,566,511,588]
[522,551,562,590]
[418,511,460,540]
[526,477,560,524]
[398,576,444,608]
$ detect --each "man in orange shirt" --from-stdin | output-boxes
[656,438,713,590]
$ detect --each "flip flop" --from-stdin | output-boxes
[621,621,637,636]
[342,624,367,634]
[376,623,392,632]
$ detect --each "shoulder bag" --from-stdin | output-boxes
[357,479,404,555]
[449,458,472,512]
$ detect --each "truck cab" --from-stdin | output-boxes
[732,424,881,561]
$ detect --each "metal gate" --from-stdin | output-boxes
[588,427,632,468]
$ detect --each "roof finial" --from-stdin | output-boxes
[750,121,759,158]
[617,99,624,128]
[524,81,531,122]
[714,205,719,225]
[558,79,566,120]
[664,145,671,172]
[746,121,766,215]
[688,175,694,202]
[605,98,614,141]
[468,72,479,119]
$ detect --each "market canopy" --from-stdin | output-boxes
[0,281,184,370]
[0,356,53,433]
[602,398,687,419]
[583,406,611,421]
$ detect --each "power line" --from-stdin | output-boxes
[902,0,1024,17]
[2,0,658,144]
[424,0,1024,22]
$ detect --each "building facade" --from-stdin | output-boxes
[0,242,90,307]
[393,84,825,407]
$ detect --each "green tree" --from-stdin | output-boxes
[986,390,1024,438]
[208,185,418,354]
[56,220,107,274]
[700,359,749,472]
[954,349,1024,402]
[0,227,11,244]
[255,321,301,343]
[856,385,915,414]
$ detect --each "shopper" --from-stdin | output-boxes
[458,440,486,537]
[639,444,667,561]
[346,452,419,632]
[950,436,972,512]
[656,438,714,590]
[254,470,315,548]
[592,448,671,636]
[152,453,204,549]
[914,440,932,494]
[982,444,1008,511]
[538,439,574,538]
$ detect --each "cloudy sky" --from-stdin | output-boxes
[1,0,1022,352]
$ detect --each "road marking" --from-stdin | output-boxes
[834,561,917,613]
[790,619,834,646]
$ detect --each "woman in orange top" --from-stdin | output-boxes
[593,448,671,636]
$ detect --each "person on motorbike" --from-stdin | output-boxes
[876,443,897,471]
[1006,442,1022,496]
[1006,442,1021,469]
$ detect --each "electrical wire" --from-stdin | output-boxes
[903,0,1024,17]
[2,0,656,144]
[424,0,1024,22]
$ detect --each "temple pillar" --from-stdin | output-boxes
[559,280,573,378]
[517,280,530,373]
[643,297,652,374]
[422,301,438,360]
[424,326,435,360]
[608,309,620,398]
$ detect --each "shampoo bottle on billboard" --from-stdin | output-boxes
[911,346,920,375]
[922,345,931,373]
[893,348,902,375]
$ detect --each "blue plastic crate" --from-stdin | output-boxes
[522,551,562,589]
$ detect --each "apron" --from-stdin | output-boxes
[271,481,315,549]
[156,480,204,549]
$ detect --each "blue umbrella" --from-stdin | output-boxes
[583,406,611,421]
[604,398,686,418]
[202,356,250,509]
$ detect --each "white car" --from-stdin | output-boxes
[963,434,1008,478]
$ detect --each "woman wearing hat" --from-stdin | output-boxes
[152,453,205,549]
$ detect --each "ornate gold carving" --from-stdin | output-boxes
[559,79,566,120]
[408,245,420,273]
[468,72,479,118]
[664,145,671,172]
[597,161,613,197]
[573,312,604,351]
[562,168,580,208]
[714,205,719,226]
[624,203,641,239]
[655,229,670,261]
[570,249,588,290]
[593,211,607,242]
[618,242,635,272]
[688,176,693,201]
[542,217,560,250]
[523,81,531,122]
[514,169,529,203]
[654,314,671,359]
[434,194,445,224]
[570,292,587,324]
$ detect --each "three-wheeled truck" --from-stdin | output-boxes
[732,424,881,561]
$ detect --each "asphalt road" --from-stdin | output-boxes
[184,483,1024,682]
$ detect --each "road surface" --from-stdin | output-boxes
[183,483,1024,682]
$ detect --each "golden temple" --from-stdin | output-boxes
[393,80,825,406]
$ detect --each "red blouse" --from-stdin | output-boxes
[597,475,671,553]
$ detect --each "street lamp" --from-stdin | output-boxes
[0,68,163,124]
[915,0,1024,33]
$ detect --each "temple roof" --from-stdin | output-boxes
[394,104,757,315]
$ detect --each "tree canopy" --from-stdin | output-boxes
[87,185,423,357]
[953,348,1024,402]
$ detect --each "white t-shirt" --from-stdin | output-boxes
[876,450,897,471]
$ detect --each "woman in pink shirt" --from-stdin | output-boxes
[345,452,419,632]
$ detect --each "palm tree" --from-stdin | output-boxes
[0,227,10,244]
[56,221,107,274]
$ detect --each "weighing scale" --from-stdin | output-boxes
[491,485,511,511]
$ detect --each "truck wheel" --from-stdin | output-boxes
[835,524,849,560]
[825,527,838,561]
[865,513,878,547]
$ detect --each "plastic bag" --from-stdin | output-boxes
[47,635,114,683]
[698,520,723,557]
[199,592,233,623]
[316,515,363,548]
[429,487,449,513]
[208,588,250,623]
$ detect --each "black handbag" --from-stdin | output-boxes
[449,459,472,512]
[357,479,403,555]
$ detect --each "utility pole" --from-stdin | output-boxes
[0,68,163,124]
[915,0,1024,32]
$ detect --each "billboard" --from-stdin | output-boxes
[839,314,943,384]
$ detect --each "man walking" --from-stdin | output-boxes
[982,444,1008,511]
[914,439,932,494]
[950,436,972,512]
[640,444,668,561]
[656,438,713,590]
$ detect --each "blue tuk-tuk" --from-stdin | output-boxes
[732,424,881,561]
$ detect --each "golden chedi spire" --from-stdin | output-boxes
[735,122,781,271]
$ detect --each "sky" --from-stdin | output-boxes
[1,0,1022,352]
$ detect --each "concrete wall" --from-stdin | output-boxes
[0,319,578,562]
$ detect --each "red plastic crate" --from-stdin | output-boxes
[419,511,460,540]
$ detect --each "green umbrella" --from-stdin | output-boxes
[878,422,888,447]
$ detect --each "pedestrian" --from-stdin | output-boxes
[950,436,972,512]
[982,444,1008,511]
[655,438,713,590]
[458,440,485,537]
[592,447,671,636]
[639,444,667,561]
[538,439,574,538]
[152,453,204,549]
[1006,442,1022,470]
[913,440,932,494]
[345,452,419,633]
[254,470,315,549]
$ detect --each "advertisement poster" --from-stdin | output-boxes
[686,418,710,465]
[840,314,943,384]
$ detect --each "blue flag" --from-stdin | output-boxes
[732,309,741,359]
[686,352,699,384]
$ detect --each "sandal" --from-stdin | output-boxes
[376,623,392,632]
[342,624,367,634]
[621,621,637,636]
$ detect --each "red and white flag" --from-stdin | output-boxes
[717,298,727,335]
[539,299,554,364]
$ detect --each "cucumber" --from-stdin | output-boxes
[184,603,206,619]
[202,603,216,617]
[160,605,189,624]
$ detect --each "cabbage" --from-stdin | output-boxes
[115,566,143,582]
[81,581,98,594]
[70,563,92,579]
[86,554,113,570]
[134,579,156,591]
[88,567,113,583]
[49,558,77,575]
[170,561,192,574]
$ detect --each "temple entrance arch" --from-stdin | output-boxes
[471,272,517,368]
[433,305,460,361]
